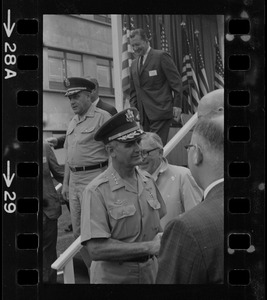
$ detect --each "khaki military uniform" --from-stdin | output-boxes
[64,104,110,268]
[81,164,165,284]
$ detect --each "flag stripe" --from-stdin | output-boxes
[121,15,135,97]
[181,24,200,114]
[194,32,210,98]
[214,42,224,90]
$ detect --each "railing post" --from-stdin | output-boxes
[163,112,198,157]
[63,259,75,284]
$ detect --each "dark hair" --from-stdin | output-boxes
[194,111,224,153]
[129,28,148,41]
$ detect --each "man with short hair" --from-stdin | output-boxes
[139,132,203,229]
[129,28,182,146]
[62,77,111,272]
[46,78,117,149]
[197,89,224,118]
[156,111,224,284]
[81,108,166,284]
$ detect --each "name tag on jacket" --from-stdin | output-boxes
[149,70,157,77]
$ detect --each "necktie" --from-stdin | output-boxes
[138,55,143,75]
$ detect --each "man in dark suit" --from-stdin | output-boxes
[156,111,224,284]
[129,28,182,146]
[46,78,117,149]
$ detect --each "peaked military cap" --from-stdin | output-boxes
[94,108,144,144]
[63,77,96,97]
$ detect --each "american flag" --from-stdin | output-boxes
[121,15,135,99]
[181,23,200,114]
[145,15,152,41]
[160,22,169,53]
[214,40,224,89]
[194,31,210,98]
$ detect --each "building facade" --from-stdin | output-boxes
[43,14,114,163]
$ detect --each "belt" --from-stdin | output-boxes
[69,161,108,172]
[124,255,154,263]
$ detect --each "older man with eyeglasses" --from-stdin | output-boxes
[156,111,224,284]
[139,132,203,229]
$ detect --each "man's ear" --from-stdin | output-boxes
[194,147,203,166]
[159,148,164,156]
[106,144,115,158]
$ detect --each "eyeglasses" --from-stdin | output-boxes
[184,144,196,151]
[141,147,160,158]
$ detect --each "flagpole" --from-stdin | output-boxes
[111,14,124,112]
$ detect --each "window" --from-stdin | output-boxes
[48,49,83,90]
[97,58,114,94]
[47,49,114,95]
[93,15,111,24]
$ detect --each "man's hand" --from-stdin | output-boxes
[173,106,182,122]
[46,137,58,148]
[62,183,69,201]
[149,232,163,256]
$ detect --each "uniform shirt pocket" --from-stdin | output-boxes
[109,204,136,220]
[108,204,139,240]
[144,186,161,210]
[79,126,96,144]
[81,126,95,134]
[66,127,74,136]
[146,199,161,210]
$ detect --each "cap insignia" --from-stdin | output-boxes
[64,78,70,87]
[125,109,135,122]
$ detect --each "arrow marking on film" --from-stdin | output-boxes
[3,161,15,188]
[3,9,15,38]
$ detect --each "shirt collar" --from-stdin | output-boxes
[204,178,224,199]
[151,157,168,181]
[143,46,151,64]
[107,164,149,193]
[92,97,100,107]
[73,103,95,123]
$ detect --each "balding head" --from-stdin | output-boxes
[198,89,224,118]
[188,111,224,190]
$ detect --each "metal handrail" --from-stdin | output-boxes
[51,112,198,283]
[51,236,82,271]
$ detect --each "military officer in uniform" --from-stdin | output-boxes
[81,108,166,284]
[62,77,111,273]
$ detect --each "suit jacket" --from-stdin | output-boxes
[156,182,224,284]
[130,48,181,123]
[43,141,63,219]
[96,98,118,116]
[55,99,117,149]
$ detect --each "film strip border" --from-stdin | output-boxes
[1,2,264,300]
[225,3,265,298]
[2,1,42,299]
